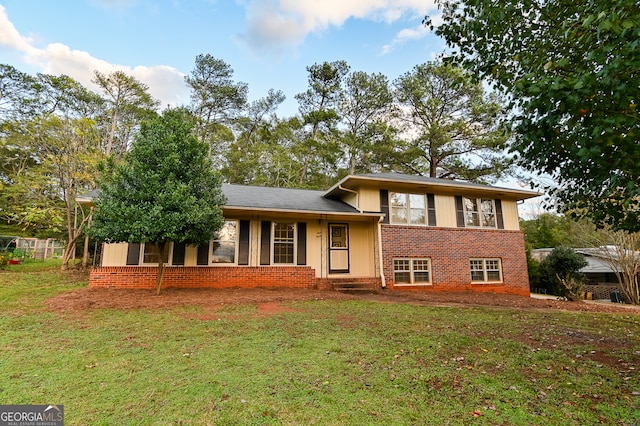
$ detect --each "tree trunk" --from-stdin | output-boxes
[82,235,90,268]
[156,242,167,295]
[106,107,119,156]
[62,199,75,270]
[61,243,75,271]
[81,208,94,268]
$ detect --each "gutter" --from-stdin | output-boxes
[377,216,386,288]
[339,185,362,213]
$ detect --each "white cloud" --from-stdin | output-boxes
[0,4,188,108]
[238,0,437,53]
[380,24,430,55]
[0,4,37,53]
[378,11,444,56]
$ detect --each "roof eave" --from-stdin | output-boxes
[223,205,382,218]
[325,174,541,201]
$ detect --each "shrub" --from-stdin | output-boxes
[539,246,587,300]
[0,252,9,270]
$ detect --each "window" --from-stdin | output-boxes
[390,193,427,225]
[463,197,496,228]
[212,221,238,263]
[470,258,502,283]
[330,224,348,248]
[273,222,295,264]
[142,242,169,265]
[394,258,431,285]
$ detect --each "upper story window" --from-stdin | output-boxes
[390,192,436,225]
[463,197,496,228]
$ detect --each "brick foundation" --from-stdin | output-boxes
[381,226,530,296]
[89,266,319,290]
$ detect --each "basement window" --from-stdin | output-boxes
[393,258,431,285]
[470,258,502,283]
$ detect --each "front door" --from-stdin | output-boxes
[329,224,349,273]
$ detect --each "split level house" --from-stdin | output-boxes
[85,173,539,296]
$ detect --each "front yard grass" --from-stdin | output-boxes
[0,265,639,425]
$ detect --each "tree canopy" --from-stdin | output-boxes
[1,54,519,257]
[393,62,511,183]
[0,66,110,268]
[429,0,640,231]
[89,109,226,293]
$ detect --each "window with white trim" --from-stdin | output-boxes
[394,258,431,285]
[211,220,238,264]
[142,242,169,265]
[390,192,427,225]
[463,197,496,228]
[470,258,502,283]
[273,222,296,264]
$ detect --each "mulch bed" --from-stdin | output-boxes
[46,286,640,314]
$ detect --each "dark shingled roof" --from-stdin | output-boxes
[222,184,361,214]
[79,185,364,214]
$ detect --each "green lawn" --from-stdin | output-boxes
[1,263,639,425]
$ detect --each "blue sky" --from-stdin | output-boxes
[0,0,446,116]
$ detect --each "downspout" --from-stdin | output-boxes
[338,185,361,213]
[319,216,324,279]
[377,216,386,288]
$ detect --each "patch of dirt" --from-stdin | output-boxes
[46,286,640,315]
[46,287,354,313]
[356,291,640,314]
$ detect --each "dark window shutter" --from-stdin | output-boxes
[427,193,436,226]
[126,243,140,265]
[380,190,389,224]
[197,244,209,265]
[297,222,307,265]
[260,221,271,265]
[455,196,465,228]
[238,220,250,265]
[172,242,186,265]
[495,199,505,229]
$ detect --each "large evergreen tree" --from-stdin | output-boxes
[185,54,248,164]
[92,70,159,157]
[295,60,350,187]
[393,61,511,183]
[336,71,397,175]
[89,109,226,294]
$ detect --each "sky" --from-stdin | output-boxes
[0,0,446,116]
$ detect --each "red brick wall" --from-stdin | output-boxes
[381,225,530,296]
[90,227,530,296]
[89,266,318,289]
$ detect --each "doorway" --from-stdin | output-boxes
[329,223,349,273]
